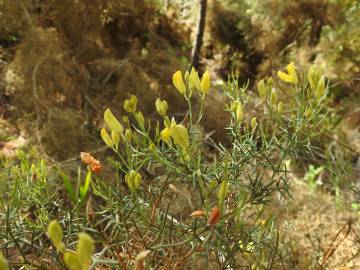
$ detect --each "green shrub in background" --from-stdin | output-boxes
[0,63,330,269]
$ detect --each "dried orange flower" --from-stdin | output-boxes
[207,207,220,226]
[80,152,103,174]
[189,210,206,218]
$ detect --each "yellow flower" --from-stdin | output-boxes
[307,64,321,90]
[111,130,120,150]
[125,170,142,192]
[101,128,114,148]
[47,220,65,252]
[124,95,138,113]
[236,102,243,123]
[189,67,201,91]
[277,62,298,84]
[104,109,123,134]
[76,233,94,267]
[160,127,171,142]
[155,98,168,116]
[315,76,326,98]
[172,71,187,95]
[200,70,211,95]
[170,123,189,149]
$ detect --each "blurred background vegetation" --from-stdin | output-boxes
[0,0,358,161]
[0,0,360,269]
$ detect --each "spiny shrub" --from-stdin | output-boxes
[0,63,330,269]
[94,63,329,268]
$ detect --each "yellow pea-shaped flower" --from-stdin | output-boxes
[155,98,168,116]
[101,128,114,148]
[77,233,94,267]
[307,64,321,91]
[104,109,123,134]
[134,173,142,189]
[189,67,201,91]
[124,95,138,113]
[315,76,326,98]
[277,62,298,84]
[236,102,243,123]
[170,124,189,149]
[111,131,120,150]
[172,71,187,95]
[160,127,171,142]
[47,220,65,252]
[200,70,211,95]
[286,62,298,84]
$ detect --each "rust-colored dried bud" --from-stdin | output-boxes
[207,207,220,226]
[80,152,92,165]
[190,210,206,218]
[80,152,103,174]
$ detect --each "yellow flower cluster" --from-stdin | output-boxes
[172,67,211,98]
[161,118,189,150]
[125,170,142,193]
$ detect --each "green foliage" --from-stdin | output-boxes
[0,63,347,268]
[304,165,324,191]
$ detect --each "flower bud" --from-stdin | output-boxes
[251,117,257,130]
[136,111,144,126]
[124,95,138,113]
[125,129,132,142]
[200,70,211,95]
[172,71,186,95]
[101,128,114,148]
[217,180,229,206]
[184,70,189,82]
[315,76,326,98]
[111,131,120,150]
[134,173,142,189]
[307,64,321,91]
[170,124,189,149]
[47,220,65,252]
[76,233,94,267]
[155,98,168,116]
[189,67,201,91]
[257,79,266,98]
[236,102,243,123]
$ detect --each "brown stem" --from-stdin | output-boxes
[190,0,207,70]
